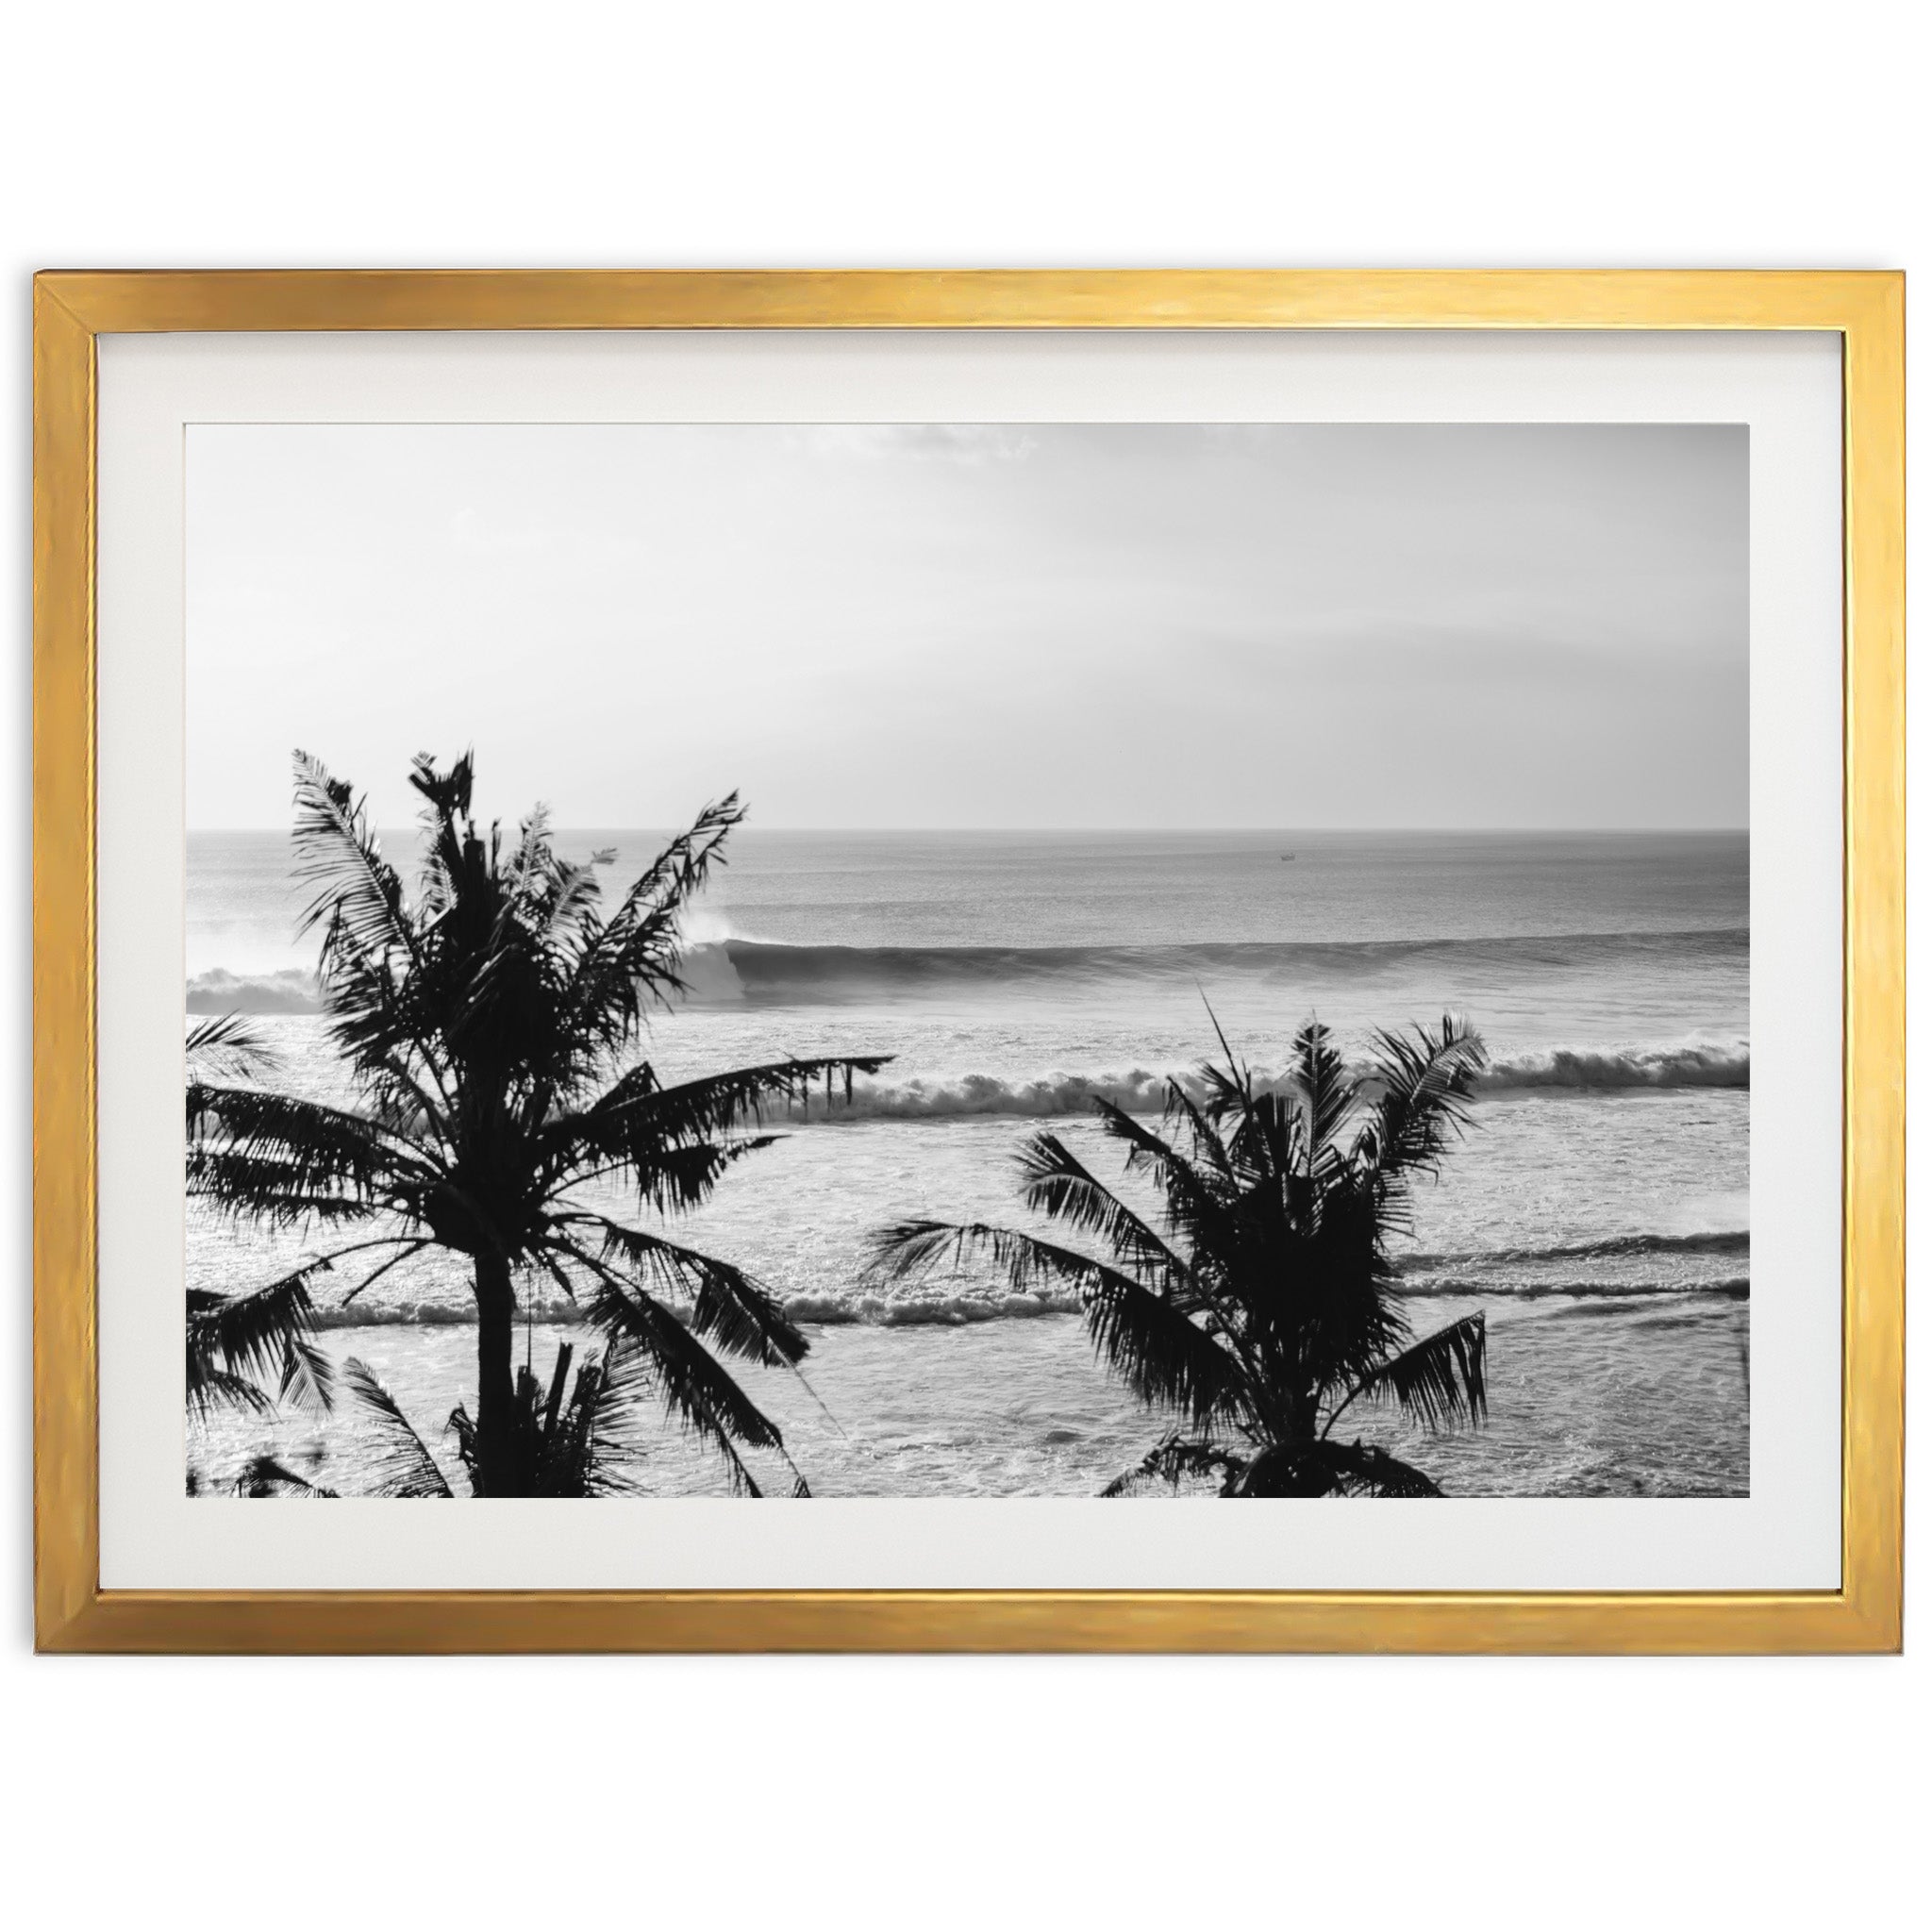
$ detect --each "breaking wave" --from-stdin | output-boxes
[1479,1044,1748,1091]
[683,927,1747,1004]
[1389,1276,1749,1303]
[1405,1229,1749,1267]
[182,1004,1746,1112]
[790,1278,1747,1321]
[313,1275,1744,1332]
[778,1290,1085,1326]
[775,1045,1748,1119]
[186,924,1747,1031]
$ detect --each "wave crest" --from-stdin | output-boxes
[683,928,1747,1005]
[1406,1229,1749,1267]
[1391,1276,1749,1302]
[780,1047,1749,1119]
[312,1275,1747,1331]
[1479,1044,1748,1091]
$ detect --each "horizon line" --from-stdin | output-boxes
[185,822,1752,837]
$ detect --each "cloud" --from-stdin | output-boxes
[781,424,1039,465]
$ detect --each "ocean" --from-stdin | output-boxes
[186,827,1749,1498]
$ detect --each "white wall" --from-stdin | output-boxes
[3,4,1921,1924]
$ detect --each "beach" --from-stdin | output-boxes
[187,825,1750,1498]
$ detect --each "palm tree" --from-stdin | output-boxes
[867,1018,1491,1496]
[185,1014,641,1499]
[187,750,888,1496]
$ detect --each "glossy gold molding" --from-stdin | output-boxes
[32,272,1905,1654]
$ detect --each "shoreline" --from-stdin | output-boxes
[302,1277,1751,1332]
[190,1305,1753,1502]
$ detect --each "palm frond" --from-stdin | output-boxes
[291,749,417,969]
[445,1402,478,1482]
[583,1216,808,1367]
[1360,1014,1488,1195]
[865,1220,1241,1427]
[1289,1019,1356,1169]
[1100,1433,1249,1496]
[186,1262,332,1417]
[1158,1077,1240,1185]
[338,1239,432,1307]
[1326,1312,1487,1436]
[554,793,747,1047]
[558,1339,658,1497]
[232,1456,340,1498]
[276,1334,338,1414]
[570,1259,791,1495]
[184,1164,384,1230]
[1013,1132,1196,1294]
[341,1358,457,1497]
[186,1083,421,1212]
[1090,1100,1238,1254]
[556,1135,782,1219]
[185,1013,279,1079]
[567,1053,893,1149]
[190,1368,276,1417]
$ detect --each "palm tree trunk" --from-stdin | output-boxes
[473,1249,521,1497]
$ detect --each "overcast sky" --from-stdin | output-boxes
[186,422,1747,830]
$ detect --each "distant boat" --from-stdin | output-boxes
[591,846,618,865]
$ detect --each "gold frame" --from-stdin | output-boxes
[33,270,1905,1654]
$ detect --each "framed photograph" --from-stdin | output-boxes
[33,271,1903,1653]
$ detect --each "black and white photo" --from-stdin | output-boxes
[182,420,1750,1502]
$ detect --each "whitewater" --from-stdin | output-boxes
[186,826,1749,1498]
